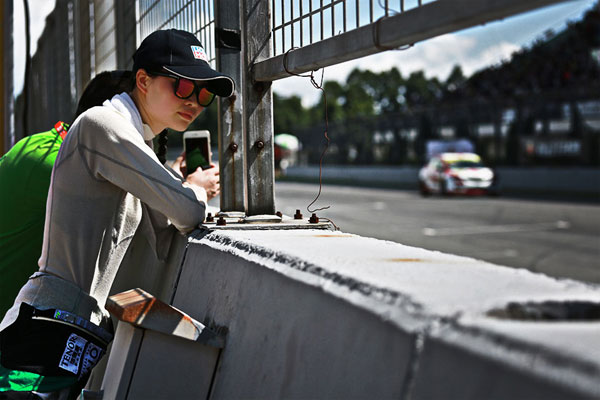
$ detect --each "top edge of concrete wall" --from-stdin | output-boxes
[189,227,600,396]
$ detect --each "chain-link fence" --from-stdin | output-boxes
[271,0,429,55]
[137,0,216,63]
[10,0,582,213]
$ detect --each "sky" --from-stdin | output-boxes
[11,0,598,106]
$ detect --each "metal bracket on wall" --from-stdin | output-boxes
[216,27,242,51]
[201,213,336,231]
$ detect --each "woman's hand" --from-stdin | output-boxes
[170,151,186,178]
[186,163,220,200]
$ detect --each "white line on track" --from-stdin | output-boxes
[422,220,571,237]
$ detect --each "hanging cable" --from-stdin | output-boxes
[283,47,331,214]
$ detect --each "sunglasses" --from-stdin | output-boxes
[151,72,216,107]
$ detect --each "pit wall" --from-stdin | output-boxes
[282,165,600,198]
[100,227,600,399]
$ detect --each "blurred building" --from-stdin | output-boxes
[13,0,136,139]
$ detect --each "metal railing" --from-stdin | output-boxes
[5,0,573,207]
[256,0,568,82]
[134,0,570,216]
[271,0,428,55]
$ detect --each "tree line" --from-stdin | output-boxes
[272,4,600,166]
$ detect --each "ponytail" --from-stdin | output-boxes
[156,130,169,165]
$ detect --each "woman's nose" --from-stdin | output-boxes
[185,96,199,107]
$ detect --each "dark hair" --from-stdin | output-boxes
[72,70,134,122]
[74,70,170,164]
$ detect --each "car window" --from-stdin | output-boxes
[451,161,484,168]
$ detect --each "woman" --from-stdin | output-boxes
[0,29,234,399]
[0,70,135,323]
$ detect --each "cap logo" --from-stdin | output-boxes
[191,45,208,62]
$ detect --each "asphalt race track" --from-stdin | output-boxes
[274,182,600,285]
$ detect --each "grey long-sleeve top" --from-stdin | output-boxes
[0,93,206,332]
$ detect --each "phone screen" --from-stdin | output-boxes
[185,137,210,174]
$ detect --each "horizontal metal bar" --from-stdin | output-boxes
[272,0,345,32]
[253,0,567,82]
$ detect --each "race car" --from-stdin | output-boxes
[418,152,497,196]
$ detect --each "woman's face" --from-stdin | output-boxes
[139,73,204,132]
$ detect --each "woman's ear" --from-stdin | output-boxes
[135,69,152,95]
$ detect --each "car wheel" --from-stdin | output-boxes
[419,181,431,197]
[440,179,449,196]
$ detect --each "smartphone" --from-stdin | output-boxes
[183,130,211,175]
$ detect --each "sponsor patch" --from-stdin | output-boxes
[80,342,103,377]
[191,45,208,61]
[59,333,87,375]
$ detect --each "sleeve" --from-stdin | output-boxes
[73,108,206,233]
[138,203,179,262]
[163,163,184,181]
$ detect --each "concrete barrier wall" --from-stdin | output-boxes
[283,165,421,188]
[84,229,189,391]
[282,165,600,197]
[496,167,600,193]
[162,228,600,399]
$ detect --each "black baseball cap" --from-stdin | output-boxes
[132,29,234,97]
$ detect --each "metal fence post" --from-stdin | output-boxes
[93,0,117,72]
[243,0,275,215]
[73,0,92,98]
[1,0,13,153]
[115,0,136,70]
[216,0,247,213]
